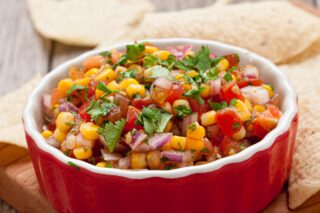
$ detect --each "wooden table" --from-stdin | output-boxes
[0,0,319,212]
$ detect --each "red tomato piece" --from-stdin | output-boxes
[124,106,143,131]
[236,79,249,88]
[166,83,184,103]
[132,98,154,109]
[216,109,242,137]
[87,80,99,98]
[78,102,91,122]
[219,136,243,157]
[221,82,245,103]
[189,99,211,115]
[252,122,269,139]
[267,105,281,119]
[248,79,262,86]
[224,54,240,68]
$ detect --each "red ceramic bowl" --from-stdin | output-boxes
[23,38,298,213]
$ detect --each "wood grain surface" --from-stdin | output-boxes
[0,0,318,213]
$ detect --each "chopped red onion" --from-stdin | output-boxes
[114,94,130,118]
[161,151,183,162]
[118,156,130,169]
[181,113,198,136]
[101,149,122,161]
[149,133,172,150]
[154,77,172,90]
[241,86,270,105]
[45,137,61,148]
[209,78,221,96]
[166,45,193,60]
[42,94,51,108]
[243,65,259,79]
[76,134,93,148]
[130,132,147,151]
[59,102,78,112]
[134,143,152,152]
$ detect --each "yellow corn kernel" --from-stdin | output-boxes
[244,99,252,111]
[126,84,146,99]
[146,150,161,169]
[41,130,53,138]
[84,68,99,78]
[73,147,93,160]
[95,68,116,82]
[235,100,251,121]
[262,84,274,97]
[161,141,172,151]
[201,110,217,126]
[232,126,246,140]
[187,122,206,139]
[170,136,186,150]
[172,99,190,114]
[200,83,210,98]
[175,74,184,80]
[182,83,192,91]
[119,78,139,90]
[153,50,170,60]
[186,138,204,151]
[232,74,237,82]
[131,152,147,169]
[107,80,121,91]
[74,77,90,86]
[187,70,198,78]
[56,112,75,132]
[96,162,108,167]
[253,105,266,113]
[217,59,229,71]
[80,122,100,140]
[57,78,73,97]
[144,45,159,54]
[95,88,104,99]
[53,128,67,143]
[160,102,172,114]
[164,121,172,132]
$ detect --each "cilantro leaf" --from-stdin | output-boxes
[143,55,159,68]
[232,122,241,130]
[208,100,228,111]
[223,72,233,82]
[86,100,114,122]
[138,107,173,135]
[210,56,224,66]
[98,119,126,152]
[174,105,192,119]
[96,81,119,97]
[203,67,218,82]
[229,98,237,107]
[126,43,145,62]
[183,87,205,105]
[194,46,211,72]
[149,65,173,80]
[67,161,80,171]
[67,84,86,101]
[99,51,111,57]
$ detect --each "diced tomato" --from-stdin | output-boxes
[82,55,105,71]
[78,102,91,122]
[88,80,99,98]
[267,105,281,119]
[219,136,243,157]
[151,87,170,104]
[166,83,184,103]
[50,88,63,106]
[224,54,240,68]
[189,99,211,115]
[206,125,224,146]
[248,79,262,86]
[236,79,249,88]
[216,109,242,137]
[252,121,269,139]
[132,98,154,109]
[124,106,143,131]
[221,82,245,103]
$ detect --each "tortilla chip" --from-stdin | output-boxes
[27,0,154,46]
[98,1,320,64]
[0,75,41,148]
[279,54,320,209]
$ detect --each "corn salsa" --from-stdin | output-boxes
[41,43,282,170]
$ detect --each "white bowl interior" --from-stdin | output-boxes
[23,38,297,179]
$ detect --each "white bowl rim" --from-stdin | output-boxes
[23,38,298,179]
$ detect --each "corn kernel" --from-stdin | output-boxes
[217,59,229,71]
[144,45,159,54]
[95,68,116,82]
[41,130,53,138]
[200,83,210,98]
[175,74,184,80]
[262,84,274,97]
[119,78,139,90]
[160,102,172,114]
[153,50,170,60]
[164,121,172,132]
[131,152,147,169]
[187,70,198,78]
[186,137,204,151]
[95,88,104,99]
[80,122,100,140]
[232,74,237,82]
[172,99,190,114]
[126,84,146,98]
[96,162,108,167]
[170,136,186,150]
[146,150,161,169]
[53,128,67,143]
[244,99,252,111]
[57,78,73,97]
[187,122,206,139]
[73,147,93,160]
[74,77,90,86]
[182,83,192,91]
[232,126,246,140]
[56,112,75,132]
[84,68,99,78]
[201,110,217,126]
[234,100,251,121]
[253,105,266,113]
[161,141,172,151]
